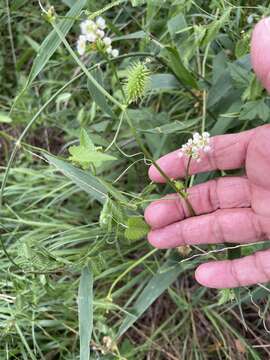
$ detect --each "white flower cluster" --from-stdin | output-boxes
[178,132,211,162]
[77,17,119,58]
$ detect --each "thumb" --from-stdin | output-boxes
[251,17,270,93]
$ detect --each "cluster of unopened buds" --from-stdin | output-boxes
[178,132,211,162]
[77,17,119,58]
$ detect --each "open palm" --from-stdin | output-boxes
[145,123,270,289]
[144,17,270,289]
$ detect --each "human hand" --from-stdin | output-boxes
[144,18,270,289]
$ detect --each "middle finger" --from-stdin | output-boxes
[145,177,251,229]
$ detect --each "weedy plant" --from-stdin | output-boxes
[2,0,270,359]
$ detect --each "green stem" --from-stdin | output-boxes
[201,43,210,133]
[105,109,125,152]
[107,248,158,300]
[184,156,192,192]
[50,19,124,111]
[107,55,126,102]
[182,156,196,217]
[124,111,195,215]
[87,0,127,19]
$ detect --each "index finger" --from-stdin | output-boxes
[149,129,255,183]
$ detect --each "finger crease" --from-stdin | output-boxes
[250,213,264,240]
[175,196,186,219]
[229,261,241,287]
[208,138,219,170]
[253,252,270,282]
[213,212,224,243]
[177,223,187,246]
[209,179,220,210]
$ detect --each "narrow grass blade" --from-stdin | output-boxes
[79,266,94,360]
[117,260,194,338]
[113,31,146,40]
[140,117,200,134]
[26,0,86,88]
[15,323,37,360]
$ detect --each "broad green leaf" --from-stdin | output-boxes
[26,0,86,88]
[79,266,93,360]
[68,146,117,169]
[242,74,263,102]
[44,154,107,204]
[228,63,250,87]
[87,68,115,118]
[167,13,187,38]
[0,112,12,123]
[235,33,250,58]
[212,51,227,84]
[163,46,198,89]
[124,216,150,241]
[239,100,270,122]
[150,74,180,90]
[80,129,95,150]
[117,260,194,338]
[207,71,233,109]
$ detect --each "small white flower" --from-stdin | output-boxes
[202,132,210,139]
[78,18,119,58]
[178,132,211,162]
[103,37,112,46]
[192,132,201,143]
[96,16,106,30]
[96,29,105,39]
[111,49,119,58]
[106,46,112,54]
[80,20,97,35]
[85,31,97,42]
[77,35,86,55]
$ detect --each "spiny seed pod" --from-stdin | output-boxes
[124,61,151,104]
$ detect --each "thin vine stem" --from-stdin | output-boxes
[201,43,211,133]
[184,156,192,192]
[107,248,158,301]
[105,110,125,152]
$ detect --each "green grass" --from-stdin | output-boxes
[1,0,270,359]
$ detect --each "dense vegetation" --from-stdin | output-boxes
[1,0,270,359]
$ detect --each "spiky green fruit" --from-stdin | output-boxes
[124,61,151,104]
